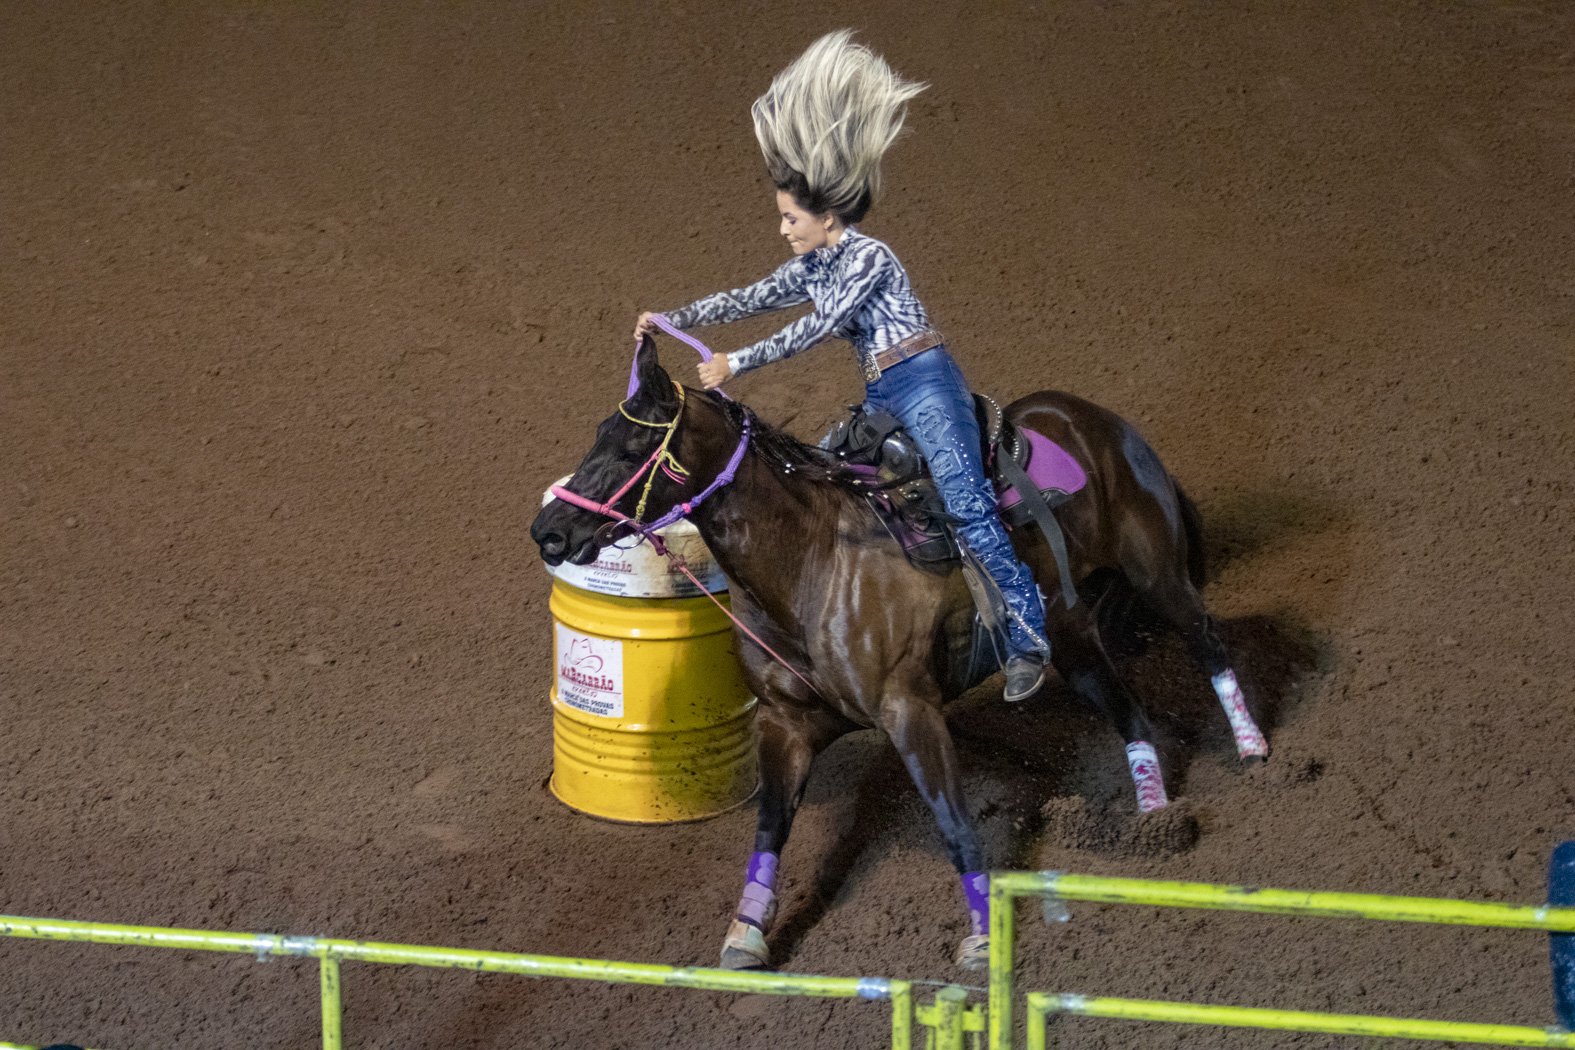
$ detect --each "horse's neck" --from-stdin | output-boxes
[690,450,837,625]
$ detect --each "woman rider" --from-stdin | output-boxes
[635,30,1050,703]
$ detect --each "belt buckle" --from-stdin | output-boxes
[861,355,882,383]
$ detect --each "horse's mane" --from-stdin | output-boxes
[711,393,868,494]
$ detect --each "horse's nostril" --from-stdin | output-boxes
[540,533,567,558]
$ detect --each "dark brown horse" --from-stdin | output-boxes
[530,339,1267,971]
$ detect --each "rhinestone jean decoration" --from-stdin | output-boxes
[863,347,1049,657]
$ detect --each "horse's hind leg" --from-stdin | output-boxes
[1143,575,1269,761]
[1050,602,1172,813]
[719,700,851,971]
[880,691,991,970]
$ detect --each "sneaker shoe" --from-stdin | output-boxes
[1003,653,1045,702]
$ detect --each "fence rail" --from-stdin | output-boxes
[1025,992,1575,1049]
[0,914,913,1050]
[9,868,1575,1050]
[989,870,1575,1050]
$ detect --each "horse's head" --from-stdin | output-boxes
[530,336,687,566]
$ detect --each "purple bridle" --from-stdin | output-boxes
[548,313,751,545]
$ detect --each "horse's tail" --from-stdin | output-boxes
[1174,483,1207,589]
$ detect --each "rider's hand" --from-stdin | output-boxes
[697,356,733,390]
[633,311,659,342]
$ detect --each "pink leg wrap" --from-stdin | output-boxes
[1125,741,1169,812]
[1211,670,1268,759]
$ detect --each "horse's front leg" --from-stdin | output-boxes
[881,691,991,971]
[719,698,852,970]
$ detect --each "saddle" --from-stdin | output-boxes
[820,396,1087,680]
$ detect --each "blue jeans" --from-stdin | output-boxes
[864,348,1049,657]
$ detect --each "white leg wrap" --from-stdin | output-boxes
[1211,670,1269,759]
[1125,741,1169,812]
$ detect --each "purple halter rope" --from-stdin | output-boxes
[641,414,750,534]
[631,314,749,533]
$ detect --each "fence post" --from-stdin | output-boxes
[319,954,343,1050]
[891,979,913,1050]
[988,874,1017,1050]
[934,984,968,1050]
[1552,841,1575,1030]
[1024,992,1052,1050]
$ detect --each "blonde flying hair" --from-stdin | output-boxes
[751,30,927,225]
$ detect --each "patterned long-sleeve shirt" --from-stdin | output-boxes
[662,227,932,379]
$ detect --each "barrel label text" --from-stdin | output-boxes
[555,625,624,718]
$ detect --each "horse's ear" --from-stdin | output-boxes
[632,334,676,406]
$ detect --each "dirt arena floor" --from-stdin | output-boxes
[4,2,1573,1047]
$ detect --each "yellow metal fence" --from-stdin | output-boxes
[7,871,1575,1049]
[989,871,1575,1050]
[0,914,915,1050]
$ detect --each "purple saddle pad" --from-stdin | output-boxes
[996,428,1087,510]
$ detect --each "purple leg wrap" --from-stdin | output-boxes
[962,871,990,937]
[746,851,777,887]
[736,851,778,928]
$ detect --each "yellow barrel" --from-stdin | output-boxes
[542,480,757,823]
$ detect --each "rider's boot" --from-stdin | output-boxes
[1003,651,1045,702]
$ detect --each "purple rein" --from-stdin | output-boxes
[553,313,751,545]
[628,313,730,400]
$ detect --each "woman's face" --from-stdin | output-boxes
[777,190,841,255]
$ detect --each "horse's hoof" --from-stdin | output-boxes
[1241,752,1269,767]
[719,946,768,970]
[955,934,989,971]
[1235,735,1270,763]
[720,920,771,970]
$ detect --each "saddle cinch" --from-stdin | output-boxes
[820,396,1088,674]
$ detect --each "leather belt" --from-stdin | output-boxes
[864,328,943,382]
